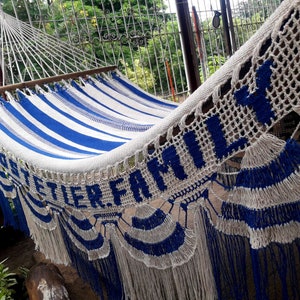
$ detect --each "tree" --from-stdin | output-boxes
[137,20,187,95]
[1,0,48,23]
[234,0,281,19]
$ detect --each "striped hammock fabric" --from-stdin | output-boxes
[0,0,300,299]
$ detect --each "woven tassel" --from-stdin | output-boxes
[229,135,300,208]
[0,190,17,228]
[110,212,217,300]
[18,190,70,265]
[60,222,123,300]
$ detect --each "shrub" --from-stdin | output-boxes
[0,259,17,300]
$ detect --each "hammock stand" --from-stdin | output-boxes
[0,1,300,299]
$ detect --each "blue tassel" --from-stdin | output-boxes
[251,241,300,300]
[0,189,29,235]
[201,206,300,300]
[60,221,123,300]
[13,193,29,235]
[221,200,300,229]
[200,207,250,300]
[0,190,17,228]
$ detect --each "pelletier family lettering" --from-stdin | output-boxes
[0,60,274,210]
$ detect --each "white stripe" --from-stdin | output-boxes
[87,77,172,117]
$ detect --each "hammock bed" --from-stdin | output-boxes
[0,0,300,299]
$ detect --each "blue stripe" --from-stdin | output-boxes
[124,222,185,256]
[132,209,166,230]
[85,80,163,118]
[54,86,151,131]
[221,200,300,229]
[0,121,79,159]
[72,80,151,119]
[36,92,130,141]
[236,139,300,189]
[55,86,111,121]
[110,73,177,109]
[13,95,124,152]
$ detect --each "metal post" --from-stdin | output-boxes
[176,0,201,93]
[225,0,237,53]
[219,0,232,56]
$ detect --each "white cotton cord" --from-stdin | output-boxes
[229,172,300,209]
[16,189,70,265]
[110,224,212,300]
[215,217,300,249]
[241,133,285,169]
[291,121,300,139]
[0,9,109,84]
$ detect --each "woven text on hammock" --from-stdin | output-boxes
[0,60,275,209]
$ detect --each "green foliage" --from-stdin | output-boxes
[123,59,155,92]
[200,55,226,83]
[0,0,281,94]
[1,0,48,22]
[0,259,17,300]
[235,0,281,19]
[137,20,187,94]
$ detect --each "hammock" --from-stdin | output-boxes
[0,0,300,299]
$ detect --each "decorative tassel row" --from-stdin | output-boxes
[110,206,217,300]
[60,223,123,300]
[17,189,70,265]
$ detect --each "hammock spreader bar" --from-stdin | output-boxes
[0,66,117,93]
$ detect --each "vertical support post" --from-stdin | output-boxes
[219,0,232,56]
[225,0,237,52]
[192,6,208,82]
[176,0,201,94]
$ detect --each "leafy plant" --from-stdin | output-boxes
[0,259,17,300]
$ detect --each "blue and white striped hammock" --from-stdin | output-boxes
[0,0,300,299]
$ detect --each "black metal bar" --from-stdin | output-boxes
[176,0,201,93]
[225,0,237,52]
[220,0,232,56]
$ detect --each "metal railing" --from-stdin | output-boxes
[1,0,282,99]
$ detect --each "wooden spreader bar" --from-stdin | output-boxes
[0,65,117,93]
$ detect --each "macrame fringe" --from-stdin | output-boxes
[19,195,70,265]
[60,223,123,300]
[12,192,30,234]
[250,241,300,300]
[229,173,300,208]
[229,136,300,208]
[201,206,300,300]
[112,236,183,300]
[216,217,300,249]
[200,207,251,300]
[110,210,217,300]
[60,209,111,260]
[0,190,17,228]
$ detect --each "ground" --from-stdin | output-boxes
[0,227,99,300]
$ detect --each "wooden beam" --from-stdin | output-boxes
[0,65,117,93]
